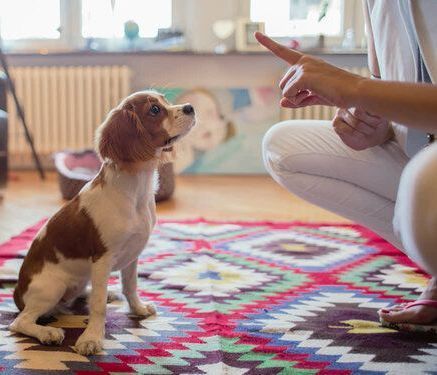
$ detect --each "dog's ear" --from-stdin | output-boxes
[96,108,156,163]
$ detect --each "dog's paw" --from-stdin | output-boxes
[74,335,103,356]
[38,327,65,345]
[130,302,157,317]
[107,290,123,304]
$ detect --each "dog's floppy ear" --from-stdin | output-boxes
[96,108,155,163]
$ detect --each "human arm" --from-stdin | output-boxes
[351,79,437,134]
[255,32,437,134]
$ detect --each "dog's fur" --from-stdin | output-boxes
[10,91,195,355]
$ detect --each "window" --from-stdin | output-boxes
[0,0,172,51]
[82,0,172,39]
[0,0,61,40]
[251,0,343,37]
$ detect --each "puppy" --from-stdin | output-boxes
[10,91,195,355]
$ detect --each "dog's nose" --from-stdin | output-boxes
[183,104,194,115]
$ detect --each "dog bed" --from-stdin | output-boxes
[54,150,175,201]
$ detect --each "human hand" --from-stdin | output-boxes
[254,32,365,109]
[333,108,394,151]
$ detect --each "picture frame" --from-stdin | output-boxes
[235,19,265,52]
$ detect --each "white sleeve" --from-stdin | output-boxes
[363,0,381,79]
[362,1,408,150]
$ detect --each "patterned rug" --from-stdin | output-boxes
[0,219,436,374]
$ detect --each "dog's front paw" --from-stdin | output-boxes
[107,290,123,303]
[74,334,103,356]
[38,327,65,345]
[130,302,157,317]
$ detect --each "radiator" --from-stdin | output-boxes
[7,65,131,168]
[280,67,370,121]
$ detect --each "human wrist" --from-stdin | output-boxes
[346,76,369,109]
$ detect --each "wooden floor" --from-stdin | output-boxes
[0,171,348,243]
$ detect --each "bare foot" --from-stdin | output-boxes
[378,277,437,324]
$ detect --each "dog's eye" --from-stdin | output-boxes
[149,105,161,116]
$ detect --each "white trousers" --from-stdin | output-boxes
[263,120,437,276]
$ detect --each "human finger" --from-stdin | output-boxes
[281,94,332,108]
[348,107,383,126]
[279,66,298,90]
[333,115,355,136]
[280,96,324,108]
[340,108,377,135]
[282,75,304,100]
[254,32,303,64]
[333,116,369,150]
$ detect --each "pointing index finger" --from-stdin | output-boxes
[254,32,303,64]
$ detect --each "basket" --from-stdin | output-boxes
[54,150,175,202]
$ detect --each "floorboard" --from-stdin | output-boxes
[0,172,349,243]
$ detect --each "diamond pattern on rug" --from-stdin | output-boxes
[0,219,436,374]
[215,226,376,272]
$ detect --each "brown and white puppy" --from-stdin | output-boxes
[10,91,195,355]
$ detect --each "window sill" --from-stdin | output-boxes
[4,47,367,58]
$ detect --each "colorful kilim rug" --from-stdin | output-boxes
[0,219,436,374]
